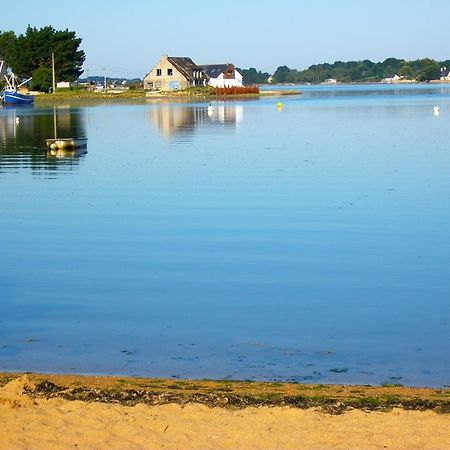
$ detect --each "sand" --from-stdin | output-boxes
[0,375,449,449]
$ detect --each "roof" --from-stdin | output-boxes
[167,57,200,82]
[441,68,450,77]
[198,64,230,79]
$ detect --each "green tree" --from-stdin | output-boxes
[399,64,415,79]
[272,65,290,83]
[0,30,18,64]
[237,67,269,85]
[0,25,85,86]
[29,66,52,92]
[416,58,440,81]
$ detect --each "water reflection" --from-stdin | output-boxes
[148,103,243,139]
[0,106,87,174]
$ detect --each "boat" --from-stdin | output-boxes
[47,146,88,159]
[0,62,34,105]
[2,90,34,105]
[46,137,88,150]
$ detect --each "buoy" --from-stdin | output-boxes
[277,102,282,110]
[207,103,213,112]
[15,117,20,123]
[433,106,440,115]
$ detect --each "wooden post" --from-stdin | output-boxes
[52,52,56,93]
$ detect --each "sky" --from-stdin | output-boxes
[4,0,450,78]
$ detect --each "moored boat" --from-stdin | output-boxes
[2,90,34,105]
[46,137,88,150]
[1,62,34,105]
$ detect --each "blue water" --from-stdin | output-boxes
[1,84,450,386]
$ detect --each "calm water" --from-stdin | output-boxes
[1,84,449,386]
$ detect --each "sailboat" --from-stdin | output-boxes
[0,61,34,105]
[46,107,87,156]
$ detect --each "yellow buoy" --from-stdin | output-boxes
[277,102,283,109]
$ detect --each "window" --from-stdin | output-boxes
[156,69,162,76]
[168,68,173,76]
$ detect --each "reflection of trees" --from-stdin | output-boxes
[0,107,87,173]
[148,103,243,139]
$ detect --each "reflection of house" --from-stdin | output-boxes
[148,104,242,138]
[144,55,242,91]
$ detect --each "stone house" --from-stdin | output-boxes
[144,55,243,91]
[144,55,206,91]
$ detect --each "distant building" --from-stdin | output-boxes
[322,78,337,85]
[144,55,243,91]
[144,55,206,91]
[56,81,78,89]
[440,67,450,81]
[198,64,243,88]
[383,73,402,83]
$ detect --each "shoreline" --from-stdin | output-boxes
[1,372,449,413]
[1,373,449,449]
[30,89,300,106]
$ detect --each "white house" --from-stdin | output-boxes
[200,64,243,88]
[440,67,450,81]
[56,81,78,89]
[322,78,337,85]
[383,73,402,83]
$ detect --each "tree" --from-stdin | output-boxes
[0,30,18,64]
[416,58,440,81]
[29,67,52,92]
[0,25,85,88]
[272,66,290,83]
[237,67,269,85]
[399,64,415,79]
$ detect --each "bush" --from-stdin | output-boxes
[29,67,52,92]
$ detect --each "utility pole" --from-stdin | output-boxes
[52,52,56,93]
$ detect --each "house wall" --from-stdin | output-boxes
[144,56,190,91]
[208,69,243,88]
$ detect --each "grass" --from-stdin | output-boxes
[2,372,449,414]
[33,87,147,104]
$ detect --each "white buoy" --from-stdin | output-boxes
[15,117,20,123]
[207,103,213,113]
[434,106,440,115]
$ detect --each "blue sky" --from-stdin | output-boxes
[4,0,450,78]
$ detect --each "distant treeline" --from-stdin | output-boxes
[78,76,142,84]
[237,67,271,85]
[239,58,450,85]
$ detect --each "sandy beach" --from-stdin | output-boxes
[1,374,449,449]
